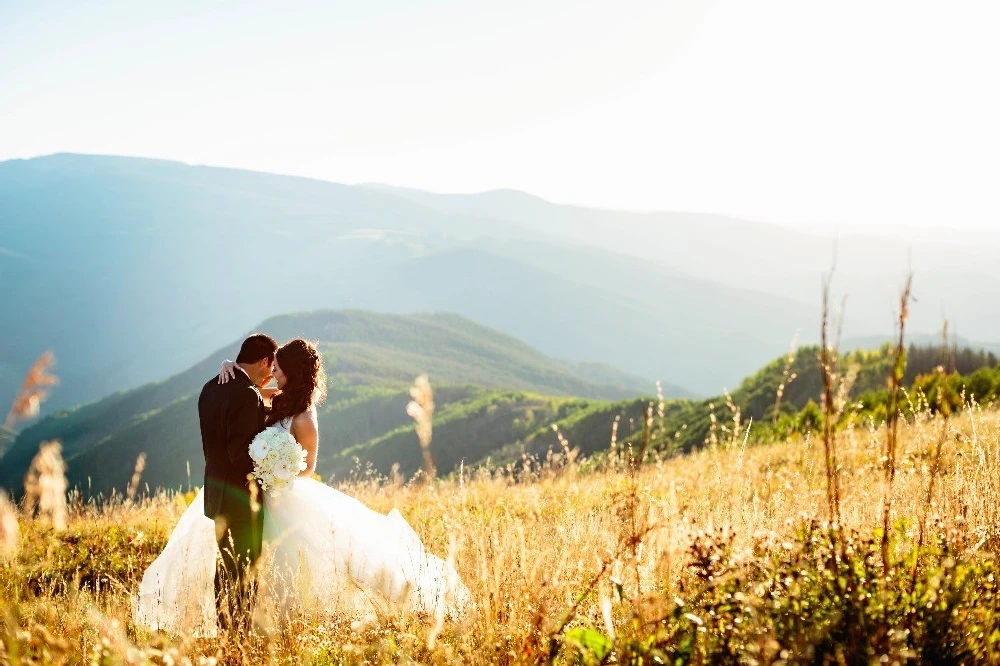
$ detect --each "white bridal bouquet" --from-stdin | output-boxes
[248,427,307,498]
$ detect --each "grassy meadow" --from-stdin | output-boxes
[3,390,1000,664]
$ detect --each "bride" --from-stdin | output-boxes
[133,338,470,636]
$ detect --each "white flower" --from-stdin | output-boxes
[274,461,292,481]
[249,435,270,461]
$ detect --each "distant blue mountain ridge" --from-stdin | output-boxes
[7,153,994,421]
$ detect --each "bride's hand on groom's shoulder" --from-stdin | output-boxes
[218,360,237,384]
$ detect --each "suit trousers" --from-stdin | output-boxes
[213,495,264,634]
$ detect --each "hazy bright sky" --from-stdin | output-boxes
[1,1,998,229]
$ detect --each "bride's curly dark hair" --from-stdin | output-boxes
[266,338,327,426]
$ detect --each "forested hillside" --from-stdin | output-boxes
[0,310,656,494]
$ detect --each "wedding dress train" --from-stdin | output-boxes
[132,477,470,636]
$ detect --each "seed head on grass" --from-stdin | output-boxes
[407,374,436,480]
[23,440,69,530]
[4,351,59,428]
[126,453,147,502]
[550,424,580,475]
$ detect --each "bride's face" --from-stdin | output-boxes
[273,359,288,389]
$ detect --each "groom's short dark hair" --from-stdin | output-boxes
[236,334,278,364]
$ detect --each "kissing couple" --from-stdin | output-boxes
[133,334,470,636]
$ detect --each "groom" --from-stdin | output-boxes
[198,333,277,634]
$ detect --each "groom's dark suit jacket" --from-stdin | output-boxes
[198,369,266,519]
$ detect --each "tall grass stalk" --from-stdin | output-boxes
[819,271,843,530]
[772,331,799,424]
[881,273,913,573]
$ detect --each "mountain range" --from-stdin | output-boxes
[372,184,1000,339]
[4,153,999,423]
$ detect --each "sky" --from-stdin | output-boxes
[1,0,998,229]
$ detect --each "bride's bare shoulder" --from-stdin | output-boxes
[292,406,318,427]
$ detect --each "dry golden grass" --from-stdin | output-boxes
[3,399,1000,664]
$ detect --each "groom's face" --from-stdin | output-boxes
[252,358,275,388]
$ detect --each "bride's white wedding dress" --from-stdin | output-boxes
[133,422,470,636]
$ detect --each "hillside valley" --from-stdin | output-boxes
[6,306,997,499]
[0,310,662,495]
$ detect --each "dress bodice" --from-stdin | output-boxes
[268,417,293,433]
